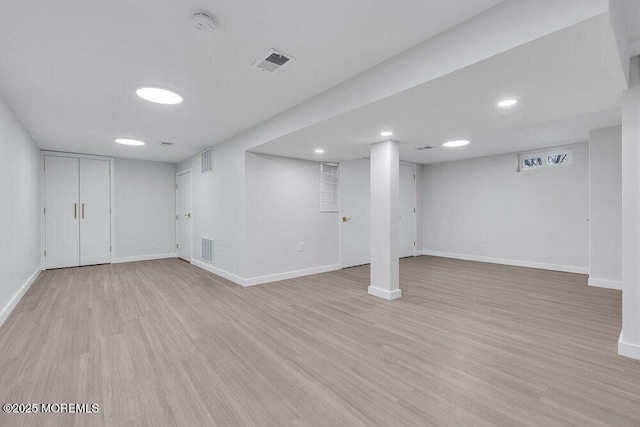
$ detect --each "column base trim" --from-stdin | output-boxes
[618,331,640,360]
[368,286,401,301]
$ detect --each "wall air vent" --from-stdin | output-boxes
[201,149,213,174]
[252,49,295,73]
[202,238,214,263]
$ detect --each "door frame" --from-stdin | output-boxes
[176,169,193,262]
[400,161,418,258]
[41,151,114,267]
[338,159,417,268]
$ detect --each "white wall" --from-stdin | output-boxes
[0,92,42,325]
[177,142,246,280]
[589,126,622,288]
[114,158,176,261]
[244,153,339,279]
[420,142,590,273]
[177,151,339,285]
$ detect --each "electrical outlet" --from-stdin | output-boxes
[481,234,487,243]
[299,241,305,252]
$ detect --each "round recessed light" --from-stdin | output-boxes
[497,99,518,108]
[315,149,325,154]
[136,86,183,105]
[380,131,393,137]
[115,138,145,146]
[442,140,470,148]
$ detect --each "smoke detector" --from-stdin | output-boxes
[192,11,216,31]
[252,49,295,73]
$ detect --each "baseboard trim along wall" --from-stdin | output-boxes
[588,277,623,290]
[0,265,43,328]
[191,259,341,287]
[618,331,640,361]
[191,259,247,285]
[111,253,177,264]
[418,250,589,275]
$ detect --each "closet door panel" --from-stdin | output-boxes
[45,156,80,268]
[79,159,111,266]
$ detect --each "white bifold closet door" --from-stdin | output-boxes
[45,156,81,269]
[45,156,111,269]
[79,159,111,265]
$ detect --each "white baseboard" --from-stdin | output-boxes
[191,259,341,287]
[588,277,622,290]
[191,259,246,286]
[0,265,43,328]
[368,286,402,301]
[243,264,341,286]
[111,253,177,264]
[418,250,589,275]
[618,331,640,360]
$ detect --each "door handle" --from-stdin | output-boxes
[185,213,191,219]
[82,203,85,219]
[342,216,351,222]
[74,203,77,219]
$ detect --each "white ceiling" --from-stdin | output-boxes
[251,15,627,164]
[0,0,502,163]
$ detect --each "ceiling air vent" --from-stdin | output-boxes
[201,149,213,174]
[253,49,295,73]
[161,141,173,146]
[417,146,433,151]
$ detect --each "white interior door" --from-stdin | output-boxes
[45,156,80,269]
[399,163,416,258]
[341,159,416,268]
[341,159,370,268]
[79,159,111,266]
[177,171,192,261]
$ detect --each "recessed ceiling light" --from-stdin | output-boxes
[442,140,470,148]
[380,131,393,137]
[315,149,325,154]
[136,86,183,105]
[497,99,518,108]
[115,138,145,146]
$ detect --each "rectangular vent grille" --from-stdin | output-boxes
[201,149,213,174]
[201,237,214,263]
[253,49,295,73]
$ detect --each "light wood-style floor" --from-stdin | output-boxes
[1,256,639,426]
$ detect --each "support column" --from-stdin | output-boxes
[620,56,640,360]
[368,140,401,300]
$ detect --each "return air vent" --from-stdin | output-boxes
[201,149,213,174]
[252,49,295,73]
[201,238,214,263]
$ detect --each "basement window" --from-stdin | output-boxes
[518,147,572,171]
[320,163,339,212]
